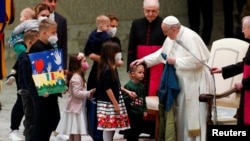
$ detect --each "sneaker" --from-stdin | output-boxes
[9,130,24,141]
[54,134,69,141]
[5,73,15,85]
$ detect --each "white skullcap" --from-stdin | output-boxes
[143,0,159,8]
[163,15,180,25]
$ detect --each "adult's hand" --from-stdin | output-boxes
[130,58,144,67]
[234,82,243,90]
[210,67,222,74]
[166,56,176,65]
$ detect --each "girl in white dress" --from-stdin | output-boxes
[56,53,95,141]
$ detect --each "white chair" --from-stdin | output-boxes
[199,38,249,125]
[145,96,159,140]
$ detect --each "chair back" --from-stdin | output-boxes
[209,38,249,108]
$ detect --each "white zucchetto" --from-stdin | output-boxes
[163,15,180,25]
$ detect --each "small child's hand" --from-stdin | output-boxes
[43,92,49,98]
[114,104,120,114]
[128,91,137,99]
[89,88,96,99]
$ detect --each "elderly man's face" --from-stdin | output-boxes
[242,22,250,39]
[161,23,176,40]
[143,5,159,22]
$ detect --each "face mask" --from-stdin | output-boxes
[81,61,89,71]
[115,52,122,62]
[107,27,117,37]
[38,16,48,22]
[48,35,58,48]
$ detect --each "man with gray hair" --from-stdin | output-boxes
[126,0,166,139]
[131,15,212,141]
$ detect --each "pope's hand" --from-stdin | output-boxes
[167,56,176,65]
[130,58,144,67]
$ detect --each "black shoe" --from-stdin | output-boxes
[5,73,15,85]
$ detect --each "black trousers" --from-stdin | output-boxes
[10,93,24,130]
[127,113,144,141]
[223,0,246,37]
[32,94,60,141]
[20,90,35,141]
[10,73,24,131]
[187,0,213,45]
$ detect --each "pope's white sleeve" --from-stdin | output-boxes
[144,47,164,68]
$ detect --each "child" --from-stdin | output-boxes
[9,7,38,55]
[8,5,50,141]
[5,6,49,85]
[96,41,131,141]
[29,18,61,141]
[83,14,111,140]
[17,30,39,141]
[56,53,96,141]
[123,64,148,141]
[84,14,111,90]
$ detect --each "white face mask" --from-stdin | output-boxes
[115,52,122,62]
[107,27,117,37]
[37,16,48,22]
[48,35,58,48]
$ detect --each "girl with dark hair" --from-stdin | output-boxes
[96,41,132,141]
[55,53,95,141]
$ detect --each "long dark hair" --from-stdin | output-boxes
[97,41,120,81]
[66,54,86,87]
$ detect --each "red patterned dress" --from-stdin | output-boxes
[96,66,130,131]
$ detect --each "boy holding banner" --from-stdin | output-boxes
[28,18,64,141]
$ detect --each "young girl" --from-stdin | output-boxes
[96,41,131,141]
[56,53,96,141]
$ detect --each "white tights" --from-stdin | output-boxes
[103,130,114,141]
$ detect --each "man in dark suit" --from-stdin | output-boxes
[41,1,68,141]
[42,0,68,70]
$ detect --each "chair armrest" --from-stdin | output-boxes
[199,87,239,125]
[199,87,239,102]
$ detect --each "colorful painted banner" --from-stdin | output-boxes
[28,49,66,96]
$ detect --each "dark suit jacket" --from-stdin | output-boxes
[55,12,67,69]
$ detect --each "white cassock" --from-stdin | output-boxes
[144,25,214,141]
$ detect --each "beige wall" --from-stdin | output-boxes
[4,0,188,60]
